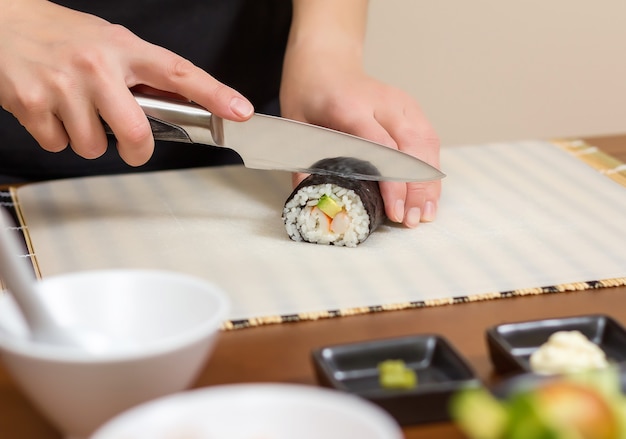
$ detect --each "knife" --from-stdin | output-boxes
[104,93,445,182]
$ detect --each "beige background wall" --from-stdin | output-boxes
[364,0,626,146]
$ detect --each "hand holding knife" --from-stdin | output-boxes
[104,93,445,183]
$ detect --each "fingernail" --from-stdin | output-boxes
[230,97,253,118]
[422,201,437,222]
[394,199,405,222]
[405,207,421,228]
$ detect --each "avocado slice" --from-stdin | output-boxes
[378,360,417,390]
[450,387,509,439]
[316,195,343,218]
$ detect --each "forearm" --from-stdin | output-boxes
[287,0,368,66]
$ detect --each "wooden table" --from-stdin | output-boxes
[1,134,625,438]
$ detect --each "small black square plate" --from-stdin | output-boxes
[486,314,626,375]
[311,334,480,426]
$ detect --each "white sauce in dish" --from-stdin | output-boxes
[529,330,609,374]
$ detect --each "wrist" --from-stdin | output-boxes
[287,0,367,67]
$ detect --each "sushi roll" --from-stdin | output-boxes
[282,158,385,247]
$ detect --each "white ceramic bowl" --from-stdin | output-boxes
[0,269,230,439]
[90,383,404,439]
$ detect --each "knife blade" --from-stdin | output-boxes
[105,93,445,182]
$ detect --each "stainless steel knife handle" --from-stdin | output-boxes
[102,93,224,146]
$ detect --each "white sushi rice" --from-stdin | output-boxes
[283,183,370,247]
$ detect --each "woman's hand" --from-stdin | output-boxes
[281,0,441,228]
[0,0,253,166]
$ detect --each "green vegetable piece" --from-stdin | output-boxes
[316,194,342,218]
[449,387,509,439]
[505,392,561,439]
[378,360,417,390]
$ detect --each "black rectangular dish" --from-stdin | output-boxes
[486,314,626,375]
[311,334,480,425]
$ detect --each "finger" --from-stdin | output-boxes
[392,120,441,225]
[0,80,69,153]
[95,86,154,166]
[406,179,441,224]
[333,115,413,223]
[292,172,308,187]
[379,181,407,224]
[19,111,69,153]
[374,101,440,167]
[401,131,441,225]
[374,103,442,225]
[129,45,254,121]
[402,183,428,228]
[320,111,412,223]
[56,95,108,159]
[325,107,398,150]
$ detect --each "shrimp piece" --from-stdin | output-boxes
[310,206,331,232]
[330,210,350,234]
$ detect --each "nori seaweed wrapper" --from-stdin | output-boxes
[285,157,386,235]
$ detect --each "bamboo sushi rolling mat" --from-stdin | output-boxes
[3,138,626,330]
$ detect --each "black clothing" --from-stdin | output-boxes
[0,0,292,184]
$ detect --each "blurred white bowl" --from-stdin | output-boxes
[90,383,404,439]
[0,269,230,439]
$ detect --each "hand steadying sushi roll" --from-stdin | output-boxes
[282,157,385,247]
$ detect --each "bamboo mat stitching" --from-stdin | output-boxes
[0,189,38,291]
